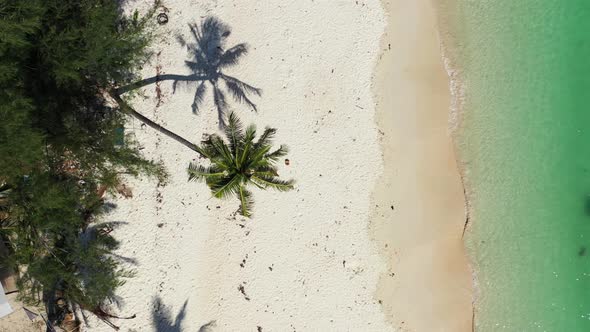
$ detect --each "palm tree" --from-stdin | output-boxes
[176,17,262,126]
[111,17,261,153]
[188,113,294,217]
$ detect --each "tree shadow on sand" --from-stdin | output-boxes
[117,16,261,127]
[152,296,217,332]
[152,296,188,332]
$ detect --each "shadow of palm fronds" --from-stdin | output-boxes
[152,296,187,332]
[175,16,261,127]
[152,296,216,332]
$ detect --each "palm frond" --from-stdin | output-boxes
[265,145,289,162]
[223,112,245,155]
[251,176,294,192]
[238,124,257,166]
[199,136,221,159]
[253,127,276,150]
[210,135,234,167]
[237,186,254,217]
[218,43,248,68]
[211,174,242,199]
[249,145,272,166]
[253,164,279,177]
[187,163,225,182]
[191,81,207,114]
[244,124,257,143]
[248,128,276,168]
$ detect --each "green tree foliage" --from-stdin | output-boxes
[0,0,163,328]
[0,1,45,179]
[5,173,131,321]
[188,113,294,217]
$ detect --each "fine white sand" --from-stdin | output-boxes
[86,1,393,331]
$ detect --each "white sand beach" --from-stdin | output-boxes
[0,1,473,331]
[87,0,393,331]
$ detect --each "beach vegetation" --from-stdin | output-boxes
[188,113,294,217]
[1,1,294,329]
[0,0,164,329]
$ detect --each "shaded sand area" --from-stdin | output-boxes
[370,0,473,331]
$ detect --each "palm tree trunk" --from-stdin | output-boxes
[109,91,205,156]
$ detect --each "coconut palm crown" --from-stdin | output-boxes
[188,113,294,217]
[176,17,262,126]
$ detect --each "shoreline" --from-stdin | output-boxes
[432,1,590,329]
[434,1,481,327]
[370,0,473,330]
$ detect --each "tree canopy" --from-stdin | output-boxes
[0,0,163,328]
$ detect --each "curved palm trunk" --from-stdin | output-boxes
[115,74,209,94]
[109,91,205,156]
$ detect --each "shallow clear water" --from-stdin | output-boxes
[452,1,590,330]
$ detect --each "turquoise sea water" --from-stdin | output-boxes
[452,1,590,330]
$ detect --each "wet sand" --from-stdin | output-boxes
[371,0,473,330]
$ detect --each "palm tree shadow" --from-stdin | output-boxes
[152,296,188,332]
[152,296,216,332]
[117,16,261,127]
[175,16,262,126]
